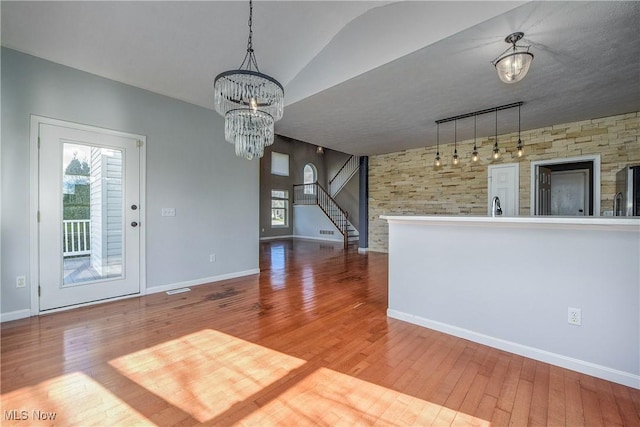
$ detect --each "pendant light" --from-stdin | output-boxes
[491,32,534,84]
[213,0,284,160]
[452,120,459,166]
[471,115,479,162]
[492,109,501,160]
[516,103,524,157]
[434,123,441,167]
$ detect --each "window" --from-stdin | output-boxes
[271,190,289,227]
[271,152,289,176]
[303,163,317,195]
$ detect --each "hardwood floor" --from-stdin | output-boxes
[2,239,639,426]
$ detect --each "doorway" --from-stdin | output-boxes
[530,155,600,216]
[31,117,146,312]
[488,163,519,216]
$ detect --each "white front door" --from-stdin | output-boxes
[38,121,142,311]
[488,163,519,216]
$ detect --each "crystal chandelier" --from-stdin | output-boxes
[491,32,534,84]
[214,0,284,160]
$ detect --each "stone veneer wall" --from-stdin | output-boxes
[369,112,640,252]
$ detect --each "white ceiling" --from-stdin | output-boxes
[2,1,640,155]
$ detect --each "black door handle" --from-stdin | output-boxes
[131,221,138,227]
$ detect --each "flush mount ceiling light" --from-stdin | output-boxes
[213,0,284,160]
[491,32,534,84]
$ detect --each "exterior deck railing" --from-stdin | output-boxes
[63,219,91,257]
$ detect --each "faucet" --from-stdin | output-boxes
[491,196,503,217]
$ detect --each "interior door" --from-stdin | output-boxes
[488,164,519,216]
[537,166,552,215]
[550,169,589,216]
[38,122,141,311]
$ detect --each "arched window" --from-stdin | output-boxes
[303,163,317,194]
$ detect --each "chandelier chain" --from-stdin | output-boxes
[239,0,260,72]
[247,0,253,53]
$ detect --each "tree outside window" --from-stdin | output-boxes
[271,190,289,227]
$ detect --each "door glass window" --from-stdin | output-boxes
[62,142,124,285]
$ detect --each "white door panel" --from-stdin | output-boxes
[39,123,141,311]
[488,164,519,216]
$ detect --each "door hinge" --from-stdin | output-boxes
[38,286,41,297]
[37,211,41,222]
[38,136,41,149]
[136,140,143,148]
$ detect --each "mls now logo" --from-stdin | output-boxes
[4,410,57,421]
[4,410,29,421]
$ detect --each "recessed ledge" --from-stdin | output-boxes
[380,215,640,232]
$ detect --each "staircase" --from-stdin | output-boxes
[293,183,357,249]
[329,155,360,197]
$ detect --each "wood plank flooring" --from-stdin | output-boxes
[2,239,639,426]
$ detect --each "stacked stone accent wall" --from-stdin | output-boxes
[369,112,640,252]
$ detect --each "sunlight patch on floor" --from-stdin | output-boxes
[109,329,489,425]
[238,366,491,426]
[109,329,306,423]
[0,371,149,426]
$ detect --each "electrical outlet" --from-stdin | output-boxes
[568,307,581,326]
[209,253,216,263]
[161,208,176,217]
[16,276,26,288]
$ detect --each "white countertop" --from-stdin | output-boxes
[380,215,640,231]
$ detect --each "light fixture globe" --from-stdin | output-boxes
[213,0,284,160]
[492,32,534,84]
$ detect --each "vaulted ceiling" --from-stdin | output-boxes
[3,1,640,155]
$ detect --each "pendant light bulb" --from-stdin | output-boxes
[452,120,459,166]
[472,115,478,162]
[516,103,524,157]
[434,123,441,168]
[517,139,524,157]
[492,109,500,160]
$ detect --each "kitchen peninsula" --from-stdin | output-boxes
[381,215,640,388]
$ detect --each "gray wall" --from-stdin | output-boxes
[259,136,328,239]
[1,48,259,316]
[258,139,361,240]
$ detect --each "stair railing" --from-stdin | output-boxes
[329,155,360,197]
[293,183,349,248]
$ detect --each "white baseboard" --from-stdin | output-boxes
[146,268,260,295]
[1,309,32,323]
[358,247,368,254]
[387,308,640,389]
[259,235,294,241]
[293,235,343,243]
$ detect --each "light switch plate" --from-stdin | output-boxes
[161,208,176,217]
